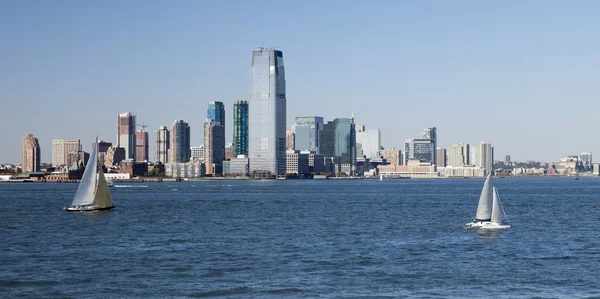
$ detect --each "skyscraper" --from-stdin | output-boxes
[117,112,136,160]
[154,126,170,163]
[248,48,286,175]
[403,139,434,165]
[21,133,41,172]
[294,116,324,152]
[471,142,494,175]
[233,101,249,156]
[423,127,437,165]
[204,120,225,175]
[207,101,225,132]
[355,128,381,159]
[447,143,470,167]
[319,118,356,173]
[286,130,295,150]
[169,120,190,163]
[135,130,149,161]
[51,139,81,167]
[380,148,401,166]
[436,148,446,167]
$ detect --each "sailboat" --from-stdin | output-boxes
[574,168,580,180]
[66,137,115,212]
[380,174,383,181]
[465,172,510,229]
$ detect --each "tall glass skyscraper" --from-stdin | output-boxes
[207,101,225,130]
[248,48,286,175]
[233,101,249,156]
[294,116,324,152]
[319,118,356,168]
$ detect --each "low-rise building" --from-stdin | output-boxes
[378,160,438,178]
[227,155,249,176]
[286,150,310,175]
[164,162,206,178]
[437,166,485,178]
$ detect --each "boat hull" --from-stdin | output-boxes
[65,205,115,212]
[465,221,510,230]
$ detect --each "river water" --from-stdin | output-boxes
[1,178,599,298]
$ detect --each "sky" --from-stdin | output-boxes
[1,0,599,163]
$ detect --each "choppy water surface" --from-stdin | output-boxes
[1,178,599,298]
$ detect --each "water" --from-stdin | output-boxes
[1,178,599,298]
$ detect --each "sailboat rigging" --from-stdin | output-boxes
[465,172,510,229]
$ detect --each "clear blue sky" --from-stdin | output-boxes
[1,0,599,163]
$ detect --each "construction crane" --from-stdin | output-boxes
[137,122,148,132]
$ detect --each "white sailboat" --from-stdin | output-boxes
[465,172,510,229]
[66,137,115,212]
[380,174,383,181]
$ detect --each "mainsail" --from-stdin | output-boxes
[491,187,502,224]
[474,172,493,221]
[71,138,99,206]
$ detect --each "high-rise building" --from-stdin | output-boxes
[355,124,366,133]
[225,143,234,160]
[135,130,149,161]
[154,126,170,163]
[471,142,494,175]
[286,130,295,150]
[380,148,401,165]
[423,127,437,165]
[191,145,204,162]
[98,141,112,166]
[248,48,286,175]
[21,133,41,172]
[436,148,446,167]
[356,128,381,159]
[447,143,470,167]
[207,101,225,132]
[104,146,126,166]
[319,118,356,173]
[117,112,137,160]
[233,101,249,156]
[51,139,81,167]
[505,155,511,165]
[204,120,225,175]
[580,152,592,171]
[403,139,435,165]
[169,120,191,163]
[294,116,324,152]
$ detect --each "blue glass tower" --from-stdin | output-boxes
[207,101,225,130]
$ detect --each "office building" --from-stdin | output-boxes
[191,145,204,162]
[164,162,206,178]
[21,133,41,172]
[294,116,324,152]
[447,143,470,167]
[225,143,234,160]
[169,120,191,163]
[117,112,136,160]
[248,48,286,175]
[403,139,434,165]
[286,130,295,150]
[207,101,225,132]
[104,146,125,167]
[300,150,325,173]
[380,148,401,165]
[286,150,310,175]
[356,128,381,159]
[436,148,446,167]
[154,126,170,163]
[204,120,225,175]
[581,152,592,171]
[51,139,81,167]
[233,101,249,156]
[319,117,356,174]
[422,127,437,165]
[471,142,494,175]
[98,141,112,166]
[135,130,149,161]
[227,155,250,176]
[505,155,511,165]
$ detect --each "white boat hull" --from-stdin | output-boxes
[465,221,510,230]
[65,205,115,212]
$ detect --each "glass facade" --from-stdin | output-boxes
[294,116,324,152]
[403,139,434,164]
[356,128,381,159]
[248,49,286,175]
[319,118,356,166]
[207,101,225,130]
[233,101,249,156]
[170,120,191,163]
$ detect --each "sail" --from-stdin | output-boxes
[93,169,114,208]
[491,187,502,224]
[475,172,493,221]
[71,138,99,206]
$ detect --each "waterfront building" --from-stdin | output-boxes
[580,152,592,171]
[377,160,438,178]
[356,128,381,159]
[164,162,206,178]
[117,112,137,160]
[505,154,511,165]
[169,120,191,163]
[319,117,357,175]
[248,48,287,175]
[403,139,434,165]
[438,165,485,178]
[207,101,225,132]
[300,150,325,173]
[470,142,494,175]
[51,139,81,167]
[67,151,89,168]
[593,163,599,176]
[104,146,125,167]
[227,155,249,176]
[135,130,149,161]
[286,150,310,175]
[233,101,249,156]
[190,145,204,162]
[423,127,437,165]
[21,133,41,172]
[380,148,401,165]
[204,120,225,175]
[154,126,170,163]
[98,141,112,166]
[294,116,324,152]
[447,143,470,167]
[286,130,295,150]
[119,160,147,177]
[436,148,446,167]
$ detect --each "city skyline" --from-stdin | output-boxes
[2,1,600,163]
